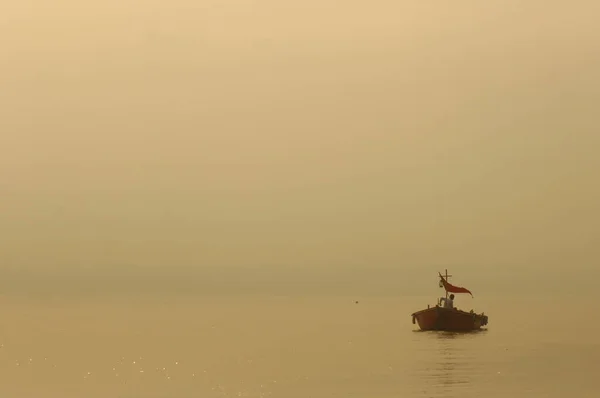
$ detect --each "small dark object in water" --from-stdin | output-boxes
[355,301,359,304]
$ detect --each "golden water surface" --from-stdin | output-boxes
[1,295,597,398]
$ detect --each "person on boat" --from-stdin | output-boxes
[440,294,455,309]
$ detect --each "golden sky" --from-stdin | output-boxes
[1,1,598,293]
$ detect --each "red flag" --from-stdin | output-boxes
[439,273,473,296]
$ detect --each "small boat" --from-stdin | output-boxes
[411,270,489,332]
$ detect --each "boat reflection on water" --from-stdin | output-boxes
[413,330,487,397]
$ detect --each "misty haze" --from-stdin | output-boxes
[1,1,599,397]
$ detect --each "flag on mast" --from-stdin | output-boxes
[439,272,473,296]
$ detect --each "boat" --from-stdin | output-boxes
[411,270,489,332]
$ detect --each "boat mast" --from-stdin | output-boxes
[444,269,452,300]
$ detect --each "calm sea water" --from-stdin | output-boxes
[0,295,597,398]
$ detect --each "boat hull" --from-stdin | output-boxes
[411,306,488,331]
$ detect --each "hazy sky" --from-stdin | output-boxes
[1,1,599,295]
